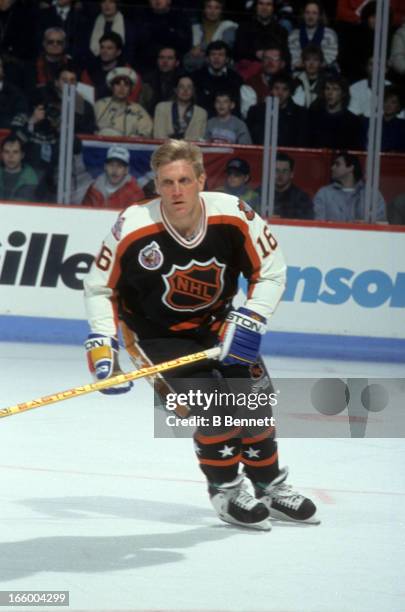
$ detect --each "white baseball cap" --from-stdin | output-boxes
[106,144,130,165]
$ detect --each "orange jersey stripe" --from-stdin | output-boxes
[242,451,278,467]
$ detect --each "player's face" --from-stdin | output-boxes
[304,3,320,27]
[105,160,128,185]
[275,161,293,189]
[156,160,206,222]
[2,142,24,172]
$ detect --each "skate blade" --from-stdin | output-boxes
[270,509,321,525]
[220,514,272,531]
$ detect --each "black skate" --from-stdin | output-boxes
[209,475,271,531]
[255,467,320,524]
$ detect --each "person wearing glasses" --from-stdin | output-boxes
[35,28,71,87]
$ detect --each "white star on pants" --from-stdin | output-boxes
[244,447,260,459]
[218,445,235,458]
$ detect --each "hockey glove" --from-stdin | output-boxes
[218,307,267,366]
[85,333,133,395]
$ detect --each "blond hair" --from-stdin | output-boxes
[151,139,205,177]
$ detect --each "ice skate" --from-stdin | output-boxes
[255,467,320,524]
[209,475,271,531]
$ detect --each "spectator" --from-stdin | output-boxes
[314,152,386,221]
[362,87,405,153]
[272,152,313,218]
[13,63,95,200]
[349,56,391,118]
[389,23,405,77]
[309,75,363,150]
[88,0,136,63]
[288,1,338,73]
[139,46,181,115]
[339,1,392,83]
[35,28,71,88]
[205,91,252,144]
[0,55,29,129]
[136,0,192,73]
[248,74,309,146]
[292,45,326,108]
[11,102,59,200]
[95,66,153,137]
[38,0,87,60]
[0,135,39,202]
[183,0,238,73]
[0,0,38,63]
[35,64,96,135]
[387,192,405,225]
[217,157,260,210]
[192,41,244,117]
[81,32,142,102]
[82,144,144,208]
[246,45,289,102]
[233,0,289,79]
[153,75,207,140]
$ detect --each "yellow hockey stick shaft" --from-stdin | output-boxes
[0,346,221,419]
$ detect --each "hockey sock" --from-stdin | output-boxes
[241,428,280,484]
[193,429,242,484]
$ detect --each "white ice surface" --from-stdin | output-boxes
[0,343,404,612]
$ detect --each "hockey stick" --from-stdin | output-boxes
[120,321,190,418]
[0,346,221,419]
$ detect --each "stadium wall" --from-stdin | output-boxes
[0,202,404,362]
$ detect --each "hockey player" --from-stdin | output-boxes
[84,139,319,531]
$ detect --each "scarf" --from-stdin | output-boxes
[171,103,194,138]
[90,12,125,56]
[299,24,325,50]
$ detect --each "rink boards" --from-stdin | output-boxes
[0,202,404,361]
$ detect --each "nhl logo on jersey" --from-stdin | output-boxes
[162,257,225,311]
[138,241,164,270]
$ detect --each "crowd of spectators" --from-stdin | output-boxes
[0,0,404,221]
